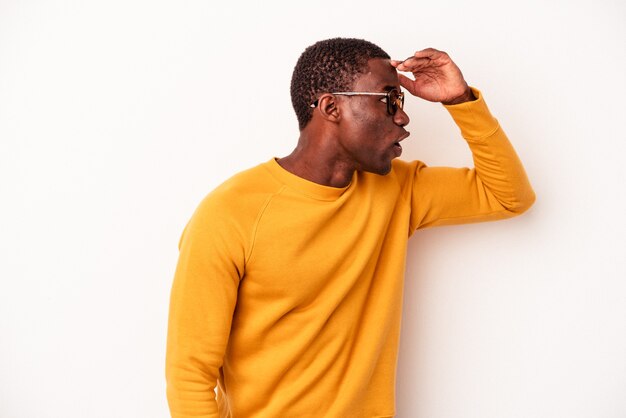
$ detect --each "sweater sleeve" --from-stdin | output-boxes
[166,193,246,418]
[408,87,535,232]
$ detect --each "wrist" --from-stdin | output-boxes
[442,86,476,105]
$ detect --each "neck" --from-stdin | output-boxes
[277,131,355,188]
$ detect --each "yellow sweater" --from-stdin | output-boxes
[166,89,535,418]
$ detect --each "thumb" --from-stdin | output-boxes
[398,73,415,92]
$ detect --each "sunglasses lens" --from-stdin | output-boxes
[387,90,403,115]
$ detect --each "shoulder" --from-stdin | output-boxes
[189,161,283,229]
[208,161,282,203]
[354,159,429,193]
[389,159,428,184]
[179,161,284,252]
[351,160,428,205]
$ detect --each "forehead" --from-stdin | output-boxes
[352,58,400,91]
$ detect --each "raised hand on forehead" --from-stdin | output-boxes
[391,48,475,105]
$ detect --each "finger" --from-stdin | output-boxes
[390,59,403,68]
[396,55,419,68]
[396,56,434,72]
[397,73,415,90]
[408,49,450,68]
[412,48,444,59]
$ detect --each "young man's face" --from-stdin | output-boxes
[335,58,411,175]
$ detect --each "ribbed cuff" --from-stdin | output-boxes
[443,87,499,141]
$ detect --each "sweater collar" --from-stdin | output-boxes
[265,158,355,201]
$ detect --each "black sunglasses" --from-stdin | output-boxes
[310,89,405,116]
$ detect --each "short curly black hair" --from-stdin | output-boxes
[290,38,390,130]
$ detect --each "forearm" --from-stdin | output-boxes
[444,87,535,214]
[409,88,535,230]
[166,270,232,418]
[166,201,243,418]
[166,262,234,418]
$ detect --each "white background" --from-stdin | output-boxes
[1,0,625,417]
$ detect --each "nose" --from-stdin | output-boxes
[393,105,410,127]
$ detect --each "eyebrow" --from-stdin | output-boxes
[381,84,398,92]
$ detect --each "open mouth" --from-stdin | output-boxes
[393,131,410,149]
[392,132,409,156]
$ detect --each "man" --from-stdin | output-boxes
[166,38,535,418]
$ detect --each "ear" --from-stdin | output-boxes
[315,94,341,123]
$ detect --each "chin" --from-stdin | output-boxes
[366,163,392,176]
